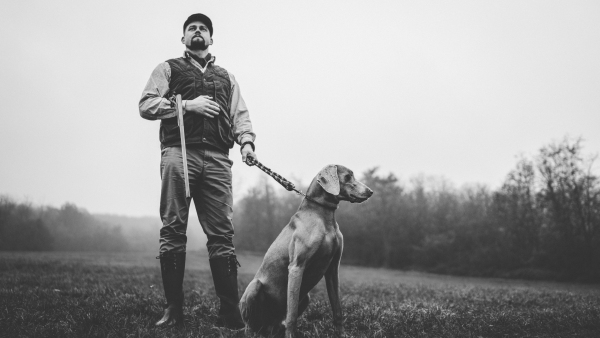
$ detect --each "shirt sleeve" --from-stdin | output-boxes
[228,72,256,146]
[139,62,177,120]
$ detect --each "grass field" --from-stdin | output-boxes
[1,251,599,338]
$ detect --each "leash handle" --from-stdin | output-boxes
[246,157,296,192]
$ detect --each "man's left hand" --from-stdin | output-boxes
[241,143,257,165]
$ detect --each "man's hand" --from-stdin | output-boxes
[241,143,257,165]
[184,95,220,118]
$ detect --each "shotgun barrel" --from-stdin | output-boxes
[176,94,190,198]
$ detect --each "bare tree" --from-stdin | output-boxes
[495,157,541,265]
[537,137,600,275]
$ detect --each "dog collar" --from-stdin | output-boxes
[304,195,339,210]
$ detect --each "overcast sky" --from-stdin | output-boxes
[1,0,599,216]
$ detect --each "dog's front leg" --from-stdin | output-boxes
[285,263,304,338]
[325,244,344,337]
[285,238,311,338]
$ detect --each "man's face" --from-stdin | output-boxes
[181,21,212,51]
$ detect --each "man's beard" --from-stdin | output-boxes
[189,37,208,51]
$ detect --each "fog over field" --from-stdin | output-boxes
[0,1,598,217]
[93,213,207,252]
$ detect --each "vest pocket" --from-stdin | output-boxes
[218,113,235,148]
[160,118,180,145]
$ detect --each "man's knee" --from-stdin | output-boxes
[159,214,189,253]
[206,234,235,259]
[159,229,188,254]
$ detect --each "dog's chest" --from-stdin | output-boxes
[306,231,340,270]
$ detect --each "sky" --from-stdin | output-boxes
[1,0,599,217]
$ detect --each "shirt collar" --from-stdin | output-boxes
[184,51,214,67]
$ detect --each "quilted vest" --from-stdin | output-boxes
[159,57,234,153]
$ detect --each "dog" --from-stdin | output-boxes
[239,164,373,337]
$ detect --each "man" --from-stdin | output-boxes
[139,13,256,329]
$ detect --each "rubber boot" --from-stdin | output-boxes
[209,255,245,329]
[155,252,186,327]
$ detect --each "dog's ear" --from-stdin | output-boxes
[317,165,340,196]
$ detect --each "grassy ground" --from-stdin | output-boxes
[1,251,599,338]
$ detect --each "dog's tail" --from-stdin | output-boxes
[239,278,269,333]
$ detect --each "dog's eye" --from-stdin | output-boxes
[344,175,352,182]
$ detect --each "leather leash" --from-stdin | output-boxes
[245,157,338,210]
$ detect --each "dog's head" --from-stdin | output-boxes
[316,165,373,203]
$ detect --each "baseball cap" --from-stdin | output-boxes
[183,13,213,36]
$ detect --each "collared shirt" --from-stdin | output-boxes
[139,52,256,147]
[187,52,210,68]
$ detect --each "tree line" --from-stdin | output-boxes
[0,200,127,252]
[234,138,600,282]
[2,137,598,282]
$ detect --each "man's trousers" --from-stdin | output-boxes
[159,146,235,258]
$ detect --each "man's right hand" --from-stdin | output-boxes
[184,95,220,118]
